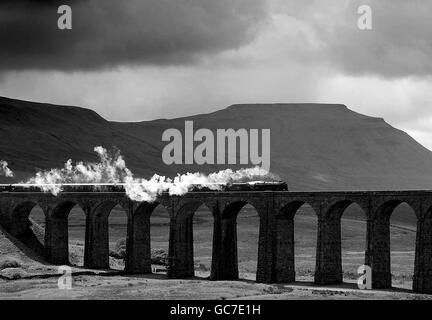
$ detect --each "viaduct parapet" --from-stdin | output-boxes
[1,186,431,294]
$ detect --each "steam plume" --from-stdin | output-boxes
[0,160,14,177]
[23,146,278,202]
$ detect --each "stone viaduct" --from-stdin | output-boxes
[0,186,431,294]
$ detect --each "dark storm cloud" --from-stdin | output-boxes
[0,0,268,71]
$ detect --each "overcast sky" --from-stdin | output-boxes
[1,0,432,149]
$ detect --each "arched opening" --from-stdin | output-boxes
[167,201,213,279]
[275,201,318,283]
[10,201,45,259]
[233,203,260,281]
[390,202,417,289]
[192,203,213,278]
[150,203,170,274]
[340,203,367,283]
[293,202,317,283]
[108,204,128,270]
[370,200,417,289]
[67,204,86,267]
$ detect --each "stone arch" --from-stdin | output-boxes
[373,199,418,221]
[324,200,368,220]
[56,201,87,267]
[277,200,318,219]
[93,200,122,219]
[273,200,318,283]
[368,199,418,289]
[84,199,126,269]
[52,201,78,219]
[149,202,171,274]
[208,199,261,281]
[107,202,130,271]
[221,200,260,220]
[166,199,215,278]
[332,201,368,282]
[44,200,87,266]
[312,199,369,285]
[124,201,165,274]
[174,200,214,278]
[388,201,417,289]
[12,200,40,218]
[191,202,214,277]
[9,200,45,259]
[9,200,41,236]
[175,200,212,221]
[48,199,88,220]
[134,201,161,218]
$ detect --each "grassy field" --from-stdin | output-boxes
[27,202,418,287]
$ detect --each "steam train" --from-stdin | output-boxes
[0,180,289,193]
[192,181,288,192]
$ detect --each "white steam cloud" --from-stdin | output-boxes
[23,146,278,202]
[0,160,14,177]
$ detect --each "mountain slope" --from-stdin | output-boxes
[112,103,432,190]
[1,97,432,190]
[0,96,161,180]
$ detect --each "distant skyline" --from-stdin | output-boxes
[1,0,432,149]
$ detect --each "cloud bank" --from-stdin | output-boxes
[0,0,268,71]
[272,0,432,78]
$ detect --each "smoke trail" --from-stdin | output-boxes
[0,160,14,177]
[25,147,132,195]
[23,146,278,202]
